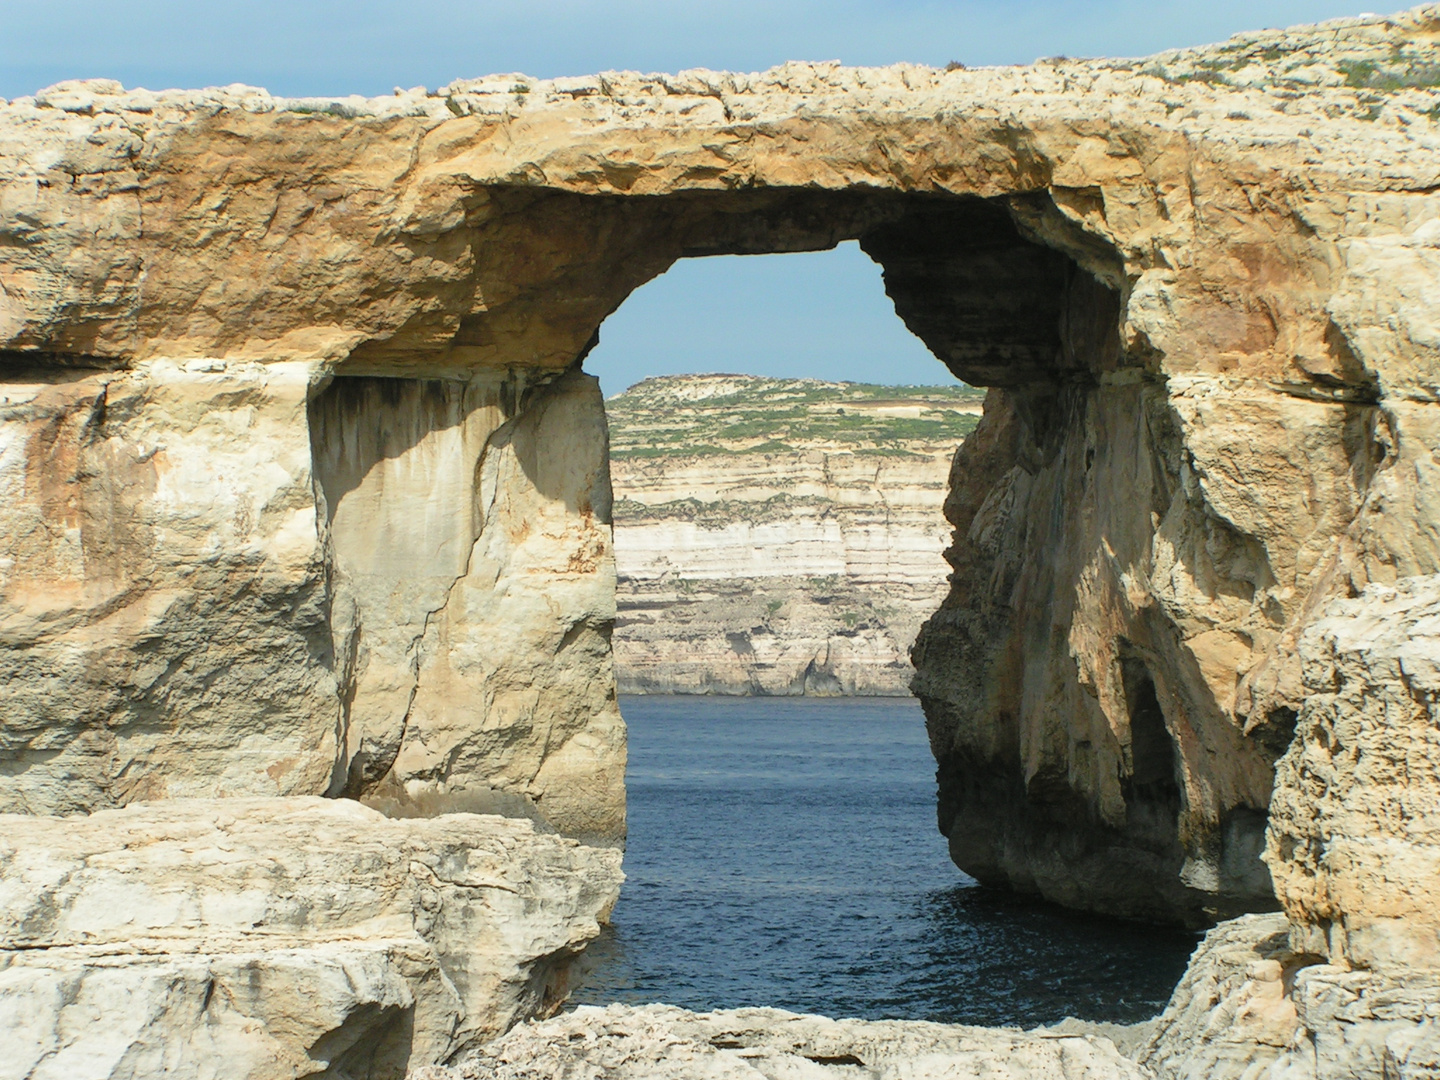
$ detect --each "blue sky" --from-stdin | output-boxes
[1,1,1373,389]
[0,1,1374,99]
[586,245,953,394]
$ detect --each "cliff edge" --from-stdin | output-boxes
[608,374,979,696]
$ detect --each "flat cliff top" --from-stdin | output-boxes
[5,6,1438,172]
[606,374,984,460]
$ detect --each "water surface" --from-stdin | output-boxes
[573,695,1196,1026]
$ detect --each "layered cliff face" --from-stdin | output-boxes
[0,8,1438,1053]
[607,375,979,696]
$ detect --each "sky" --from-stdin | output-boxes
[1,0,1377,389]
[585,244,950,394]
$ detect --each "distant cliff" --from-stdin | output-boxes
[606,375,982,695]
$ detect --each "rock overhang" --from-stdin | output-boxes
[1,6,1437,379]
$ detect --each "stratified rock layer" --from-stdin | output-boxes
[2,4,1440,923]
[411,1003,1151,1080]
[607,375,979,696]
[0,798,623,1079]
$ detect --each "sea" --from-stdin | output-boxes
[570,695,1198,1027]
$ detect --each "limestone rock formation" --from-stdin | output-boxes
[1140,578,1440,1079]
[0,797,623,1078]
[0,360,625,841]
[1267,577,1440,973]
[1141,913,1440,1080]
[3,5,1440,1079]
[2,0,1440,928]
[608,375,978,696]
[411,1003,1152,1079]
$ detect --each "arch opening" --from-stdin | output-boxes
[299,184,1284,933]
[309,187,1130,833]
[563,226,1196,1024]
[1120,656,1183,854]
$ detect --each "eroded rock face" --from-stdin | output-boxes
[411,1003,1151,1080]
[2,8,1439,920]
[608,375,975,696]
[1267,576,1440,972]
[0,361,340,813]
[310,368,625,841]
[1141,913,1440,1080]
[0,797,623,1079]
[0,359,624,841]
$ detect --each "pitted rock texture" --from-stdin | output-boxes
[0,797,623,1079]
[2,8,1440,919]
[1141,913,1440,1080]
[1267,575,1440,972]
[409,1003,1151,1080]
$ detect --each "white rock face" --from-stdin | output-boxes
[613,450,953,695]
[0,798,624,1079]
[4,23,1440,1080]
[0,361,626,840]
[1266,575,1440,972]
[312,368,626,841]
[0,361,341,815]
[412,1003,1152,1080]
[1141,913,1440,1080]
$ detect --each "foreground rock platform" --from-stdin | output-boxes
[0,798,623,1079]
[411,1003,1151,1080]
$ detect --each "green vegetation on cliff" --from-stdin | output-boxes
[605,375,984,459]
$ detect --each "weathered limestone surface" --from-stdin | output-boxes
[2,5,1440,922]
[1142,913,1440,1080]
[0,797,623,1079]
[1267,576,1440,972]
[1141,579,1440,1080]
[0,358,624,840]
[3,7,1440,1080]
[311,368,625,840]
[0,360,338,813]
[411,1003,1152,1080]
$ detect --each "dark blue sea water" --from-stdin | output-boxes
[571,695,1198,1026]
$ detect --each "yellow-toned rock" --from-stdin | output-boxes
[1267,576,1440,972]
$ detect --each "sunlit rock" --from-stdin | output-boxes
[1142,913,1440,1080]
[2,0,1439,941]
[0,798,622,1078]
[607,375,981,696]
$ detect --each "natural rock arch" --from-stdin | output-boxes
[3,19,1436,935]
